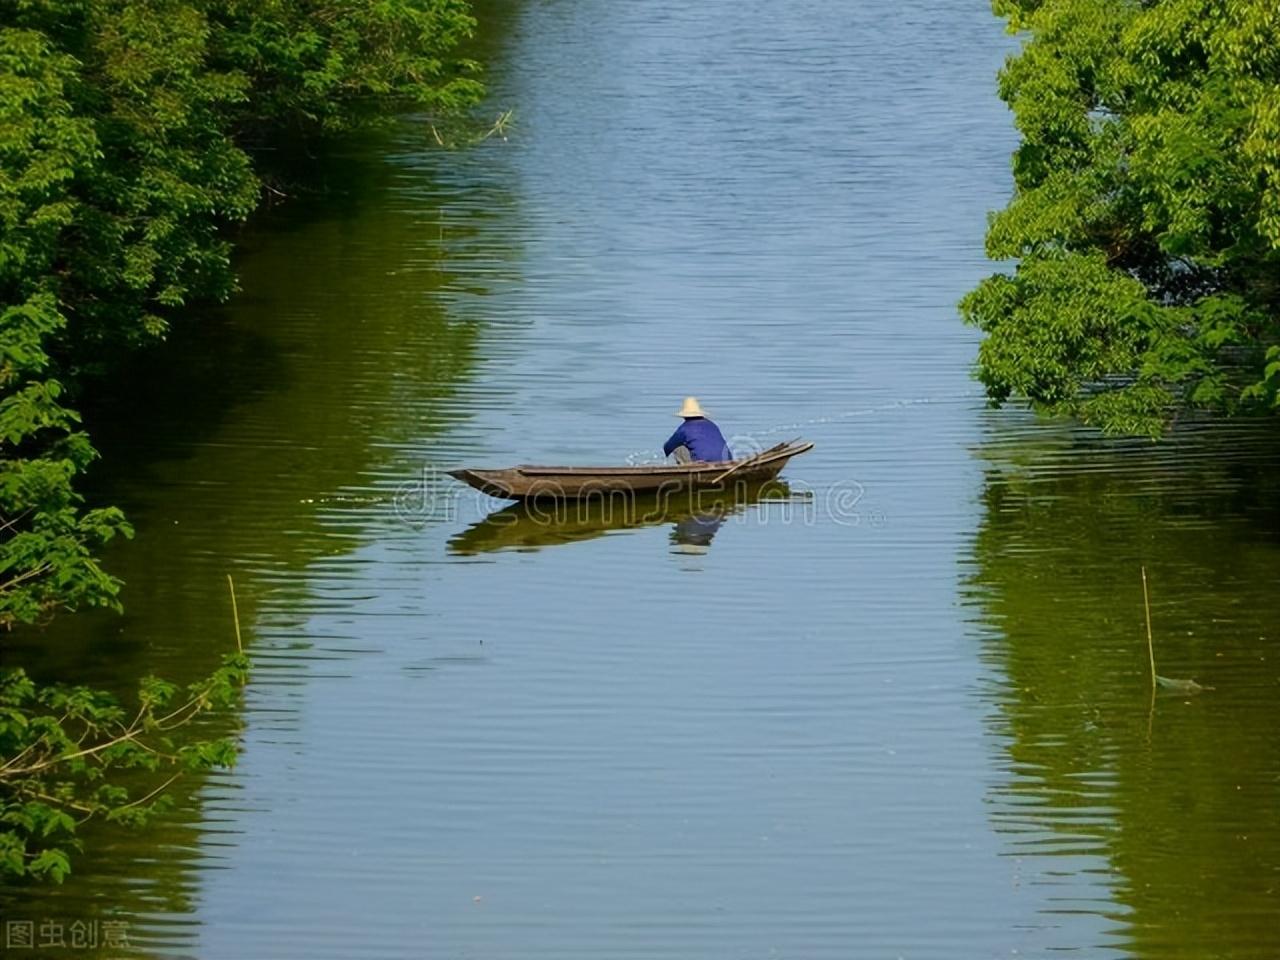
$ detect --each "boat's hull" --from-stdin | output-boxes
[448,441,812,501]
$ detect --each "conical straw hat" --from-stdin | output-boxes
[676,396,708,418]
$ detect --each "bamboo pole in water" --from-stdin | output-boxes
[1141,565,1157,692]
[227,574,243,655]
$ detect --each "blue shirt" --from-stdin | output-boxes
[663,417,733,462]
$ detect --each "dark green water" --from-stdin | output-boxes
[4,2,1279,958]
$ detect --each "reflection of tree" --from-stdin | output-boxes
[966,414,1280,959]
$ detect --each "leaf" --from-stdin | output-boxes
[28,847,71,883]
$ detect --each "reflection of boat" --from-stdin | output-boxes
[448,480,794,555]
[448,440,813,501]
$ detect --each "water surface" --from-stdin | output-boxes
[4,2,1278,958]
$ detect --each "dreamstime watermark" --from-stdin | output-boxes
[391,465,882,531]
[377,394,981,531]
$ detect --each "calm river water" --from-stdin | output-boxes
[5,1,1279,958]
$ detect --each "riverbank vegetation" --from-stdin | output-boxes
[3,0,484,879]
[963,0,1280,435]
[0,650,249,882]
[2,0,483,627]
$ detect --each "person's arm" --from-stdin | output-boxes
[663,424,686,457]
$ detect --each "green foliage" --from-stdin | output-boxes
[213,0,484,133]
[1,296,133,626]
[1,1,483,626]
[963,0,1280,435]
[0,652,250,882]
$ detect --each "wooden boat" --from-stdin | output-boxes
[448,439,813,501]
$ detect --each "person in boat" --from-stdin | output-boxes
[664,397,733,463]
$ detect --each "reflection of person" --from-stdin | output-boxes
[663,397,733,463]
[670,511,726,554]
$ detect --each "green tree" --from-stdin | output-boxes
[962,0,1280,435]
[0,652,249,882]
[1,0,483,626]
[212,0,484,135]
[1,29,134,626]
